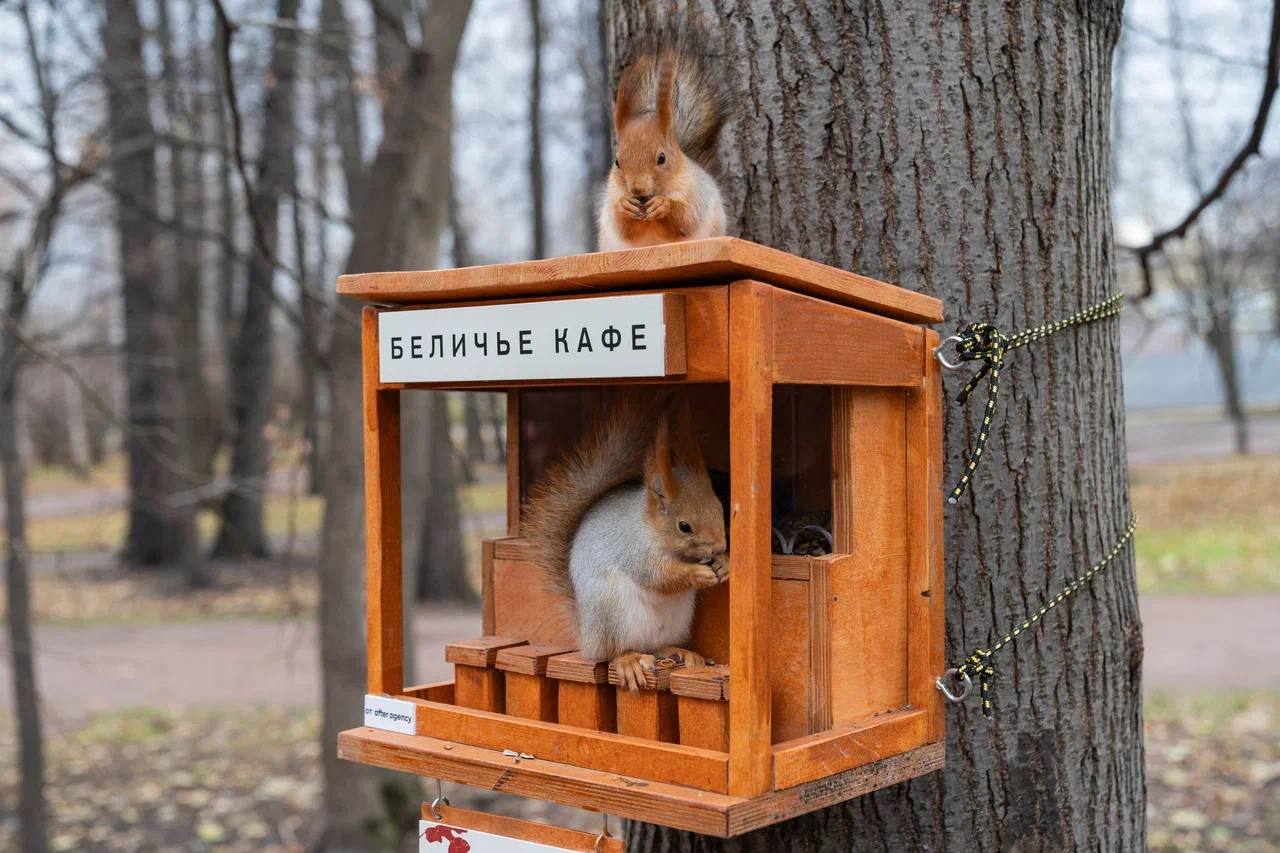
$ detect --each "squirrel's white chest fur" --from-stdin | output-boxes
[568,485,696,659]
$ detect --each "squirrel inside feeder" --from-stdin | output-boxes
[597,21,732,252]
[521,390,728,691]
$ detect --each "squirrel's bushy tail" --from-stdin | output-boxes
[521,388,662,600]
[616,19,731,171]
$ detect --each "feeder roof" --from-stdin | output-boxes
[337,237,943,325]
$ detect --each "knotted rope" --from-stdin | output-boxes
[938,512,1138,717]
[939,292,1126,504]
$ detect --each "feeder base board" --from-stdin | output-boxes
[338,727,943,837]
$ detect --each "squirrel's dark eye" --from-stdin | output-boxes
[614,157,620,168]
[678,521,692,534]
[657,152,666,165]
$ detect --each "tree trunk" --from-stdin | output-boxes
[104,0,200,571]
[211,0,301,560]
[611,3,1142,850]
[158,0,216,491]
[1205,300,1249,455]
[484,392,506,463]
[415,393,473,602]
[462,391,485,476]
[2,379,48,853]
[528,0,547,258]
[316,2,473,848]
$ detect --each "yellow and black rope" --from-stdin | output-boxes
[943,513,1138,717]
[942,292,1126,504]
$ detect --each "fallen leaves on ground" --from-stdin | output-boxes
[1146,691,1279,850]
[0,693,1273,850]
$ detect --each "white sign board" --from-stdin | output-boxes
[420,820,587,852]
[363,694,416,734]
[378,294,669,383]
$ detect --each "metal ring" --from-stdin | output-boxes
[595,813,612,852]
[429,795,449,821]
[933,335,966,370]
[935,668,972,702]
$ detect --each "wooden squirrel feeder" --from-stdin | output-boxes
[337,237,946,837]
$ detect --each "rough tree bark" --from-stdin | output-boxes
[610,2,1142,850]
[104,0,200,570]
[317,2,473,848]
[212,0,301,559]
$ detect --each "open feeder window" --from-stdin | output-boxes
[516,385,834,557]
[341,239,947,838]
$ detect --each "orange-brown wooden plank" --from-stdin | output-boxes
[771,289,925,386]
[556,682,616,733]
[506,390,521,535]
[454,665,505,713]
[726,742,944,834]
[337,237,943,324]
[363,307,403,695]
[771,708,928,789]
[807,557,833,733]
[490,559,577,646]
[497,643,578,676]
[671,665,730,753]
[481,539,497,635]
[427,804,625,852]
[402,680,455,703]
[669,665,730,701]
[608,659,679,742]
[829,387,911,725]
[339,727,736,836]
[907,329,946,742]
[444,637,529,668]
[503,671,558,722]
[727,280,774,797]
[406,697,724,791]
[546,652,610,684]
[678,697,730,752]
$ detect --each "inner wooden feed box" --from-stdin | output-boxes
[337,238,946,837]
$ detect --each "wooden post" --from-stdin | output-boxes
[608,660,679,743]
[363,307,403,695]
[497,643,575,722]
[671,665,730,752]
[907,330,946,741]
[727,280,774,796]
[547,653,616,732]
[446,637,528,713]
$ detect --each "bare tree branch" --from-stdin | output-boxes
[209,0,353,358]
[1126,0,1280,298]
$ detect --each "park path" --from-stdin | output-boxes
[2,596,1276,724]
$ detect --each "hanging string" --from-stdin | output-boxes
[937,512,1138,717]
[937,292,1126,504]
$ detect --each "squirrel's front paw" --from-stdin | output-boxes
[611,652,657,691]
[691,564,719,588]
[643,194,672,221]
[708,553,730,584]
[618,196,645,220]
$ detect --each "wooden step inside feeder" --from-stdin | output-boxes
[338,237,947,837]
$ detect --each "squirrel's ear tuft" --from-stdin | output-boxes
[655,52,676,137]
[614,63,642,132]
[644,409,679,511]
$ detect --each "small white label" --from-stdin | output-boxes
[379,294,668,383]
[364,694,416,734]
